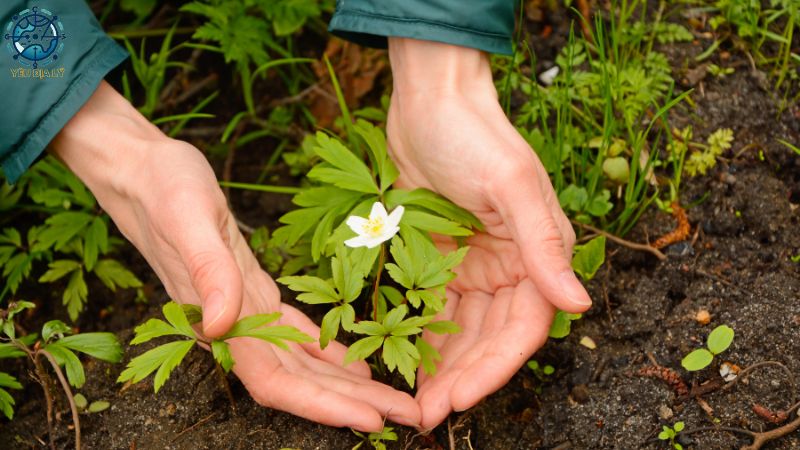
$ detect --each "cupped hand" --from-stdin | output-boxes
[386,38,592,428]
[51,81,420,431]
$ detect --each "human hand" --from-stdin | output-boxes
[50,81,420,430]
[386,38,592,428]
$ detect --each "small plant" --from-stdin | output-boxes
[658,421,685,450]
[118,301,313,392]
[683,128,734,177]
[681,325,735,371]
[352,425,398,450]
[707,63,735,78]
[0,301,123,448]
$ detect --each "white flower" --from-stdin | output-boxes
[538,65,560,86]
[344,202,404,248]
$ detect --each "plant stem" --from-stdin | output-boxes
[218,181,304,195]
[39,349,81,450]
[372,245,386,321]
[571,220,667,260]
[30,351,56,450]
[214,361,236,413]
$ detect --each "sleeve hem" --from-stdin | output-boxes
[328,9,513,55]
[1,38,128,183]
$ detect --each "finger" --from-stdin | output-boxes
[489,160,591,313]
[450,279,554,411]
[279,304,372,379]
[174,213,243,337]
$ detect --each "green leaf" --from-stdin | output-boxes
[42,320,72,342]
[0,228,22,247]
[379,286,404,307]
[425,320,461,335]
[131,318,185,345]
[277,275,340,304]
[64,269,88,322]
[3,252,34,295]
[161,302,196,338]
[308,132,378,194]
[211,340,234,372]
[658,430,670,440]
[415,337,442,375]
[383,305,409,332]
[222,313,313,350]
[117,340,196,392]
[45,343,85,388]
[354,120,399,193]
[384,188,482,230]
[706,325,734,355]
[351,321,386,336]
[383,336,419,388]
[343,335,384,365]
[93,259,143,291]
[120,0,156,19]
[58,333,123,363]
[674,421,685,432]
[87,400,110,413]
[34,211,93,252]
[331,245,366,303]
[182,304,203,325]
[572,236,606,281]
[681,348,714,371]
[402,210,472,237]
[548,311,582,339]
[0,343,26,359]
[0,373,21,420]
[319,306,343,350]
[83,217,108,272]
[417,246,469,289]
[74,393,88,410]
[220,313,281,339]
[39,260,82,283]
[0,372,22,390]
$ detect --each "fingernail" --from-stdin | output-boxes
[559,271,592,307]
[203,291,226,333]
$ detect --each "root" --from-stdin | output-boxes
[652,202,690,249]
[571,221,667,260]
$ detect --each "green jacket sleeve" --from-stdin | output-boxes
[328,0,515,55]
[1,1,127,183]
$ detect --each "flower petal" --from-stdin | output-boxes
[386,205,404,229]
[369,201,388,220]
[345,216,368,235]
[345,236,371,248]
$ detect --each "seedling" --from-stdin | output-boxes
[352,425,398,450]
[549,236,606,339]
[118,301,312,394]
[681,325,735,371]
[658,421,685,450]
[0,301,123,449]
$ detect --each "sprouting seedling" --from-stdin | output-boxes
[352,425,398,450]
[658,421,685,450]
[117,301,313,394]
[681,325,735,371]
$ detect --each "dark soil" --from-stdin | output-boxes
[3,3,800,450]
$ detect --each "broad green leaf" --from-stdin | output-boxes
[391,315,432,337]
[425,320,461,335]
[45,343,85,388]
[707,325,734,355]
[549,311,582,338]
[161,302,196,338]
[118,340,196,392]
[351,320,386,336]
[343,335,384,365]
[58,333,123,363]
[39,259,82,283]
[87,400,110,413]
[223,314,313,350]
[74,393,88,410]
[383,336,419,388]
[319,306,343,350]
[417,246,469,289]
[64,269,88,322]
[42,320,72,342]
[674,421,685,432]
[402,210,472,237]
[276,206,328,246]
[417,289,444,312]
[385,263,412,290]
[681,348,714,371]
[211,340,234,372]
[331,245,366,303]
[572,236,606,281]
[586,190,613,217]
[93,259,143,291]
[383,305,408,332]
[379,286,404,307]
[406,290,422,309]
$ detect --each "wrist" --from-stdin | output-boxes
[49,81,168,203]
[388,37,496,100]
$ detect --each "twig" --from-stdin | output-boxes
[742,413,800,450]
[172,412,216,442]
[40,349,81,450]
[722,361,796,405]
[571,220,667,260]
[30,348,56,450]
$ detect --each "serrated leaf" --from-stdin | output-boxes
[354,120,399,193]
[425,320,461,335]
[0,372,22,390]
[382,336,419,388]
[42,320,72,342]
[0,387,15,419]
[221,313,281,339]
[417,289,444,312]
[351,321,386,336]
[383,305,408,332]
[417,246,469,289]
[391,314,431,337]
[310,132,377,194]
[211,340,234,372]
[222,313,313,350]
[415,338,441,375]
[93,259,143,291]
[45,343,85,388]
[3,252,34,295]
[707,325,734,355]
[117,340,195,392]
[0,228,22,247]
[681,348,714,371]
[277,275,340,304]
[83,217,108,271]
[343,335,384,365]
[161,302,195,338]
[64,269,88,322]
[131,318,183,345]
[58,333,123,362]
[402,210,472,236]
[34,211,93,251]
[39,260,82,283]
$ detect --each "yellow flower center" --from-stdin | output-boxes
[362,217,385,237]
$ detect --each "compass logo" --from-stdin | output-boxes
[4,6,66,70]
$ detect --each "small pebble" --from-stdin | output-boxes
[580,336,597,350]
[695,309,711,325]
[658,404,674,420]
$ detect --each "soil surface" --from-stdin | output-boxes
[3,3,800,450]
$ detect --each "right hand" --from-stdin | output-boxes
[50,81,421,431]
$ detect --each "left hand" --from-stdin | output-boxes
[385,38,592,428]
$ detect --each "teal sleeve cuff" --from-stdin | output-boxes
[0,1,129,183]
[328,0,515,55]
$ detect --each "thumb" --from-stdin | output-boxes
[492,171,591,314]
[177,217,244,338]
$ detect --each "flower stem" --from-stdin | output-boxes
[372,245,386,321]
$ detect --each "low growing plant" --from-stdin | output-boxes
[658,420,686,450]
[681,324,735,371]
